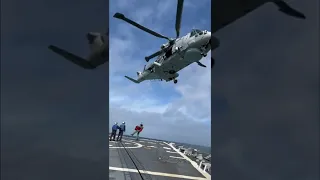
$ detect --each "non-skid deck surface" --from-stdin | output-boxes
[109,137,207,180]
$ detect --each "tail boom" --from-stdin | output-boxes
[124,76,140,84]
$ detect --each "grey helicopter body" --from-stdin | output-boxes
[115,0,305,84]
[114,0,212,84]
[125,29,212,84]
[48,32,108,69]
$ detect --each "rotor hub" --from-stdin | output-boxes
[113,0,185,62]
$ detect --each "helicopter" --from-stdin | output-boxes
[114,0,212,84]
[115,0,306,84]
[48,32,108,69]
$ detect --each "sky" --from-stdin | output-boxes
[109,0,212,146]
[0,0,318,179]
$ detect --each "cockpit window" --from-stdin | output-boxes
[194,29,202,34]
[190,29,202,37]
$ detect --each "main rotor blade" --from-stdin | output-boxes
[145,50,163,62]
[113,13,170,40]
[175,0,184,38]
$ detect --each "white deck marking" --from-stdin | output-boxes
[124,143,131,145]
[166,150,178,153]
[147,146,156,148]
[164,142,211,179]
[140,139,157,142]
[109,139,143,149]
[163,147,171,150]
[109,145,113,147]
[109,166,207,180]
[160,143,165,145]
[169,156,185,159]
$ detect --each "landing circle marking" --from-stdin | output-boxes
[109,139,143,149]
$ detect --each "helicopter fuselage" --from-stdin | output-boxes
[134,29,211,83]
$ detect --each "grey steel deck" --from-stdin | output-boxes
[109,136,208,180]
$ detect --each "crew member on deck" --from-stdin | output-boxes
[131,123,144,140]
[117,122,126,141]
[110,122,119,141]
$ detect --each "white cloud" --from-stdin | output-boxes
[109,0,211,146]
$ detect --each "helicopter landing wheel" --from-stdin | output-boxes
[174,79,178,84]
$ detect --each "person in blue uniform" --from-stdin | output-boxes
[110,122,119,141]
[117,122,126,141]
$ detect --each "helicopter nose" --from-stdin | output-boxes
[199,31,211,47]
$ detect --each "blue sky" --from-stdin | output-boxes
[109,0,211,146]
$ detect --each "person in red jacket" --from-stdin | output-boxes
[131,123,143,140]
